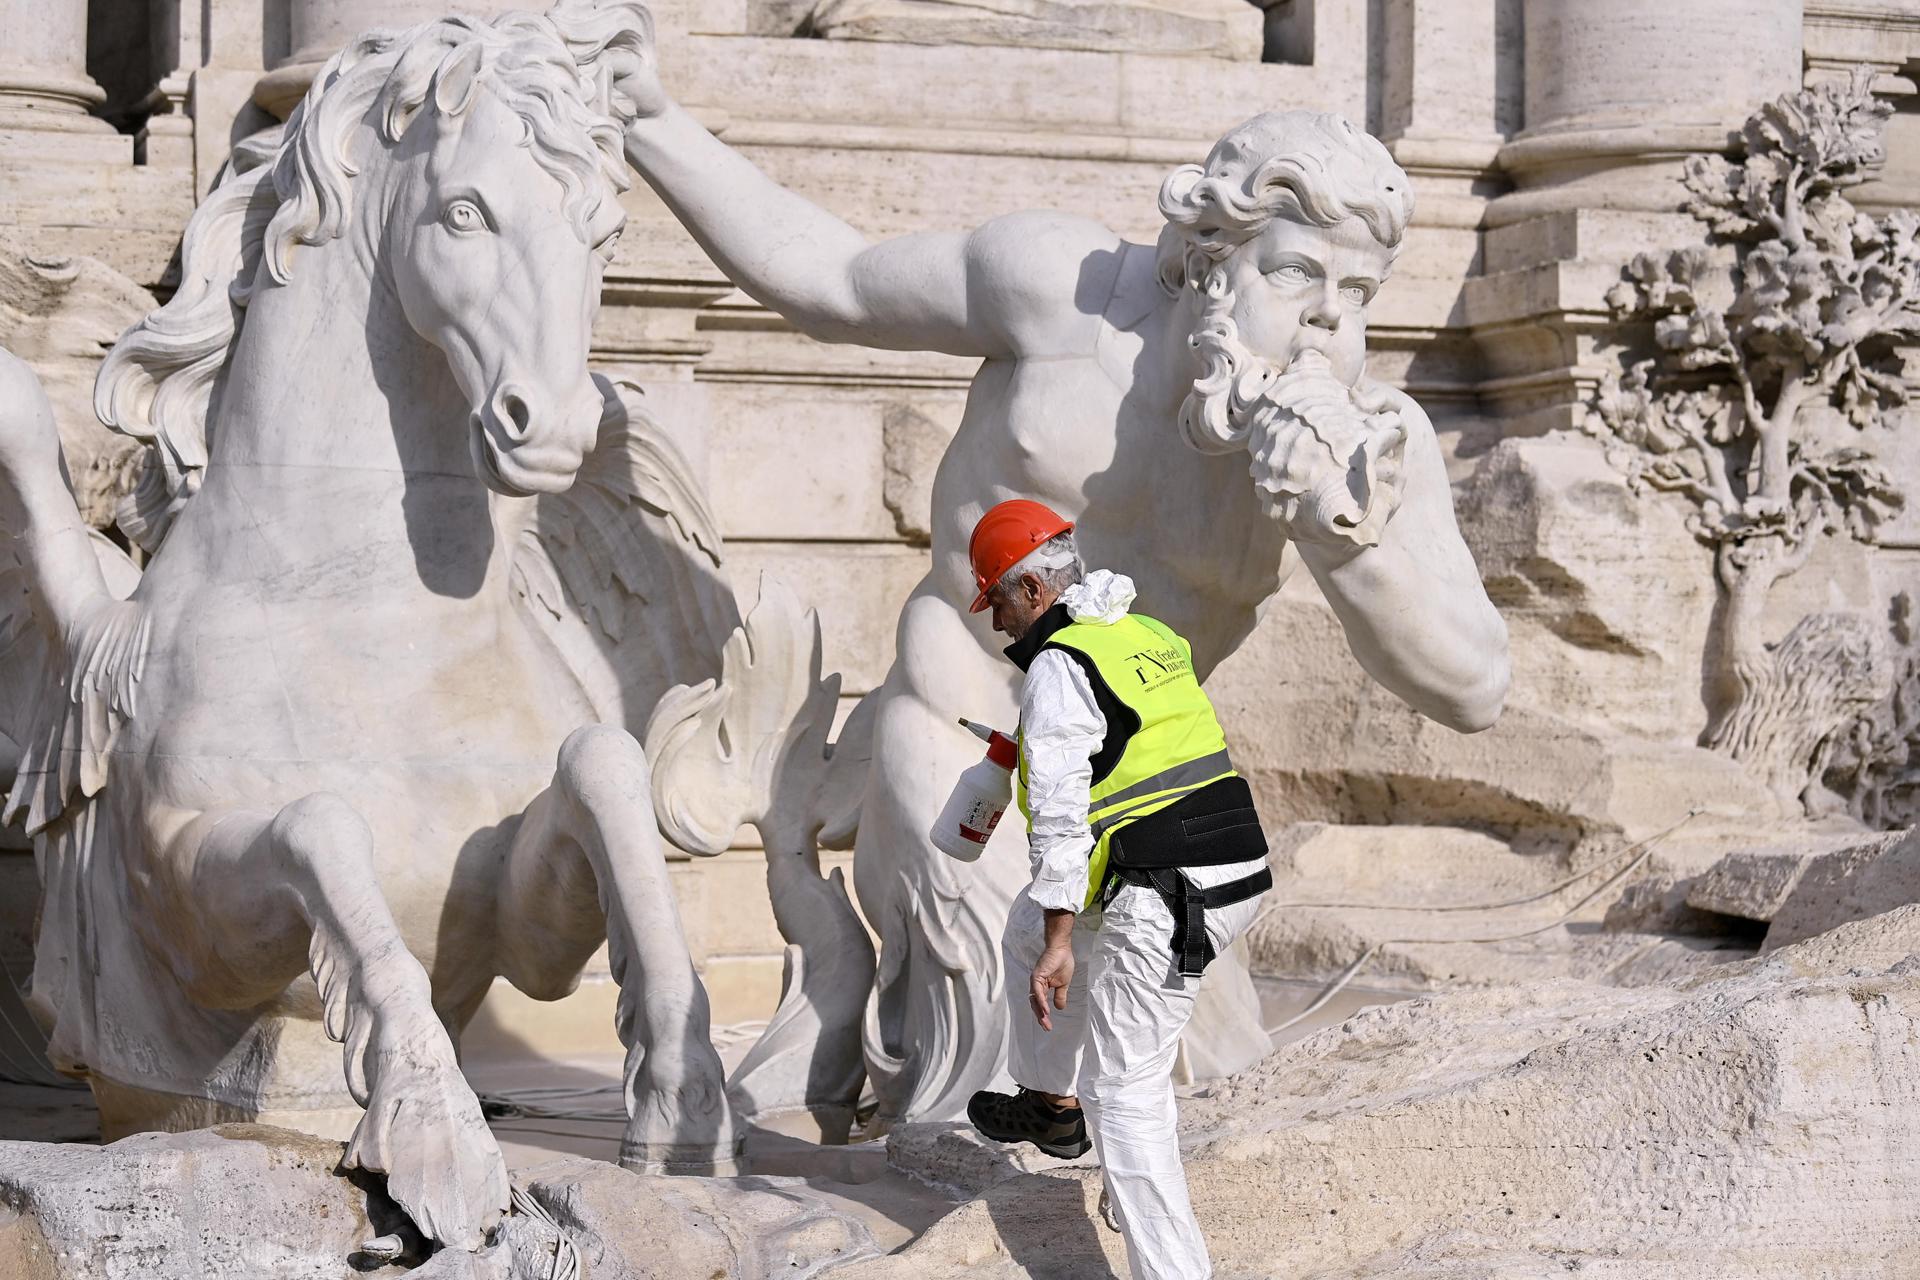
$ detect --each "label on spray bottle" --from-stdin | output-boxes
[956,795,1005,845]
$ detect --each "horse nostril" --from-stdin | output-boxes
[495,387,532,440]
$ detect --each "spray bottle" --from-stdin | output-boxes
[929,718,1018,861]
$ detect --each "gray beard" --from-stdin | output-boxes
[1176,303,1275,458]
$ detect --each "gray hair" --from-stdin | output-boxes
[990,529,1084,603]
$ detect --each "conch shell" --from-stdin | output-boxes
[1245,350,1404,547]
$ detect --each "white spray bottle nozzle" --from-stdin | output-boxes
[958,717,998,743]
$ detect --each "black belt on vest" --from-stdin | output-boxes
[1105,775,1271,977]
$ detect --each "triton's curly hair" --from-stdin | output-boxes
[1154,110,1414,298]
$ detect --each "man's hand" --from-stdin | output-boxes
[1029,944,1075,1031]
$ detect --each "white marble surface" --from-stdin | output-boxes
[0,4,854,1254]
[0,3,1917,1275]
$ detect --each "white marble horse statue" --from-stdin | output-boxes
[0,0,868,1254]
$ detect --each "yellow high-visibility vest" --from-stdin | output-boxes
[1016,611,1237,910]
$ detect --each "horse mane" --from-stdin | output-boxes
[93,1,650,551]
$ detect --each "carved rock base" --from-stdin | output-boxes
[0,1126,882,1279]
[849,907,1920,1279]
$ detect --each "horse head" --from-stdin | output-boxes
[369,14,636,496]
[96,2,651,525]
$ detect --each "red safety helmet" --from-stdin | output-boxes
[967,499,1074,614]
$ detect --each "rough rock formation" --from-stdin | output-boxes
[6,867,1915,1280]
[1212,586,1780,848]
[0,236,151,532]
[1213,431,1897,859]
[1762,827,1920,950]
[1686,847,1823,920]
[1242,820,1765,992]
[873,906,1920,1278]
[0,1126,406,1278]
[1677,828,1909,927]
[0,1127,879,1279]
[879,402,952,546]
[1462,435,1717,742]
[884,1119,1098,1200]
[491,1161,881,1280]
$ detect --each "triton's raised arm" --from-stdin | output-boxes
[615,67,1116,359]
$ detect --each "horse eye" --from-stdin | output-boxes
[444,200,486,233]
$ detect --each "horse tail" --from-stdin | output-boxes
[859,856,1010,1130]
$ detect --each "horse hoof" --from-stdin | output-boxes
[620,1050,741,1178]
[617,1137,743,1177]
[345,1028,509,1251]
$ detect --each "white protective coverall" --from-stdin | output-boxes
[1002,569,1267,1280]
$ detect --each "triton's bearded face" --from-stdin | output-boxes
[1218,213,1390,387]
[1178,213,1406,546]
[1181,212,1393,441]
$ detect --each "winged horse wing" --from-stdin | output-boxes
[506,375,845,854]
[508,374,742,732]
[0,348,145,839]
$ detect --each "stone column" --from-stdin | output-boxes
[1459,0,1807,436]
[0,0,183,285]
[1490,0,1804,226]
[1354,1,1523,404]
[1375,0,1520,232]
[140,0,281,196]
[0,0,114,137]
[1378,0,1515,152]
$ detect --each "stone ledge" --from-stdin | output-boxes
[1762,828,1920,951]
[1682,831,1899,923]
[0,1127,881,1279]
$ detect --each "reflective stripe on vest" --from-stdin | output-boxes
[1087,747,1234,840]
[1016,612,1237,910]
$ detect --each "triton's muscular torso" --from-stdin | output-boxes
[928,242,1292,678]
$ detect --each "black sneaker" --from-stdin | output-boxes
[967,1087,1092,1159]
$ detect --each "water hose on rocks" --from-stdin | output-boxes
[1257,811,1701,1037]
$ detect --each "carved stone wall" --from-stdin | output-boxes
[2,0,1918,1029]
[801,0,1266,59]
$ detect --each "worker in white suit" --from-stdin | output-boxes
[963,498,1271,1280]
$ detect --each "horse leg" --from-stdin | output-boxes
[495,724,738,1173]
[165,793,508,1251]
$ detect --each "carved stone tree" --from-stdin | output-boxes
[1588,68,1917,808]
